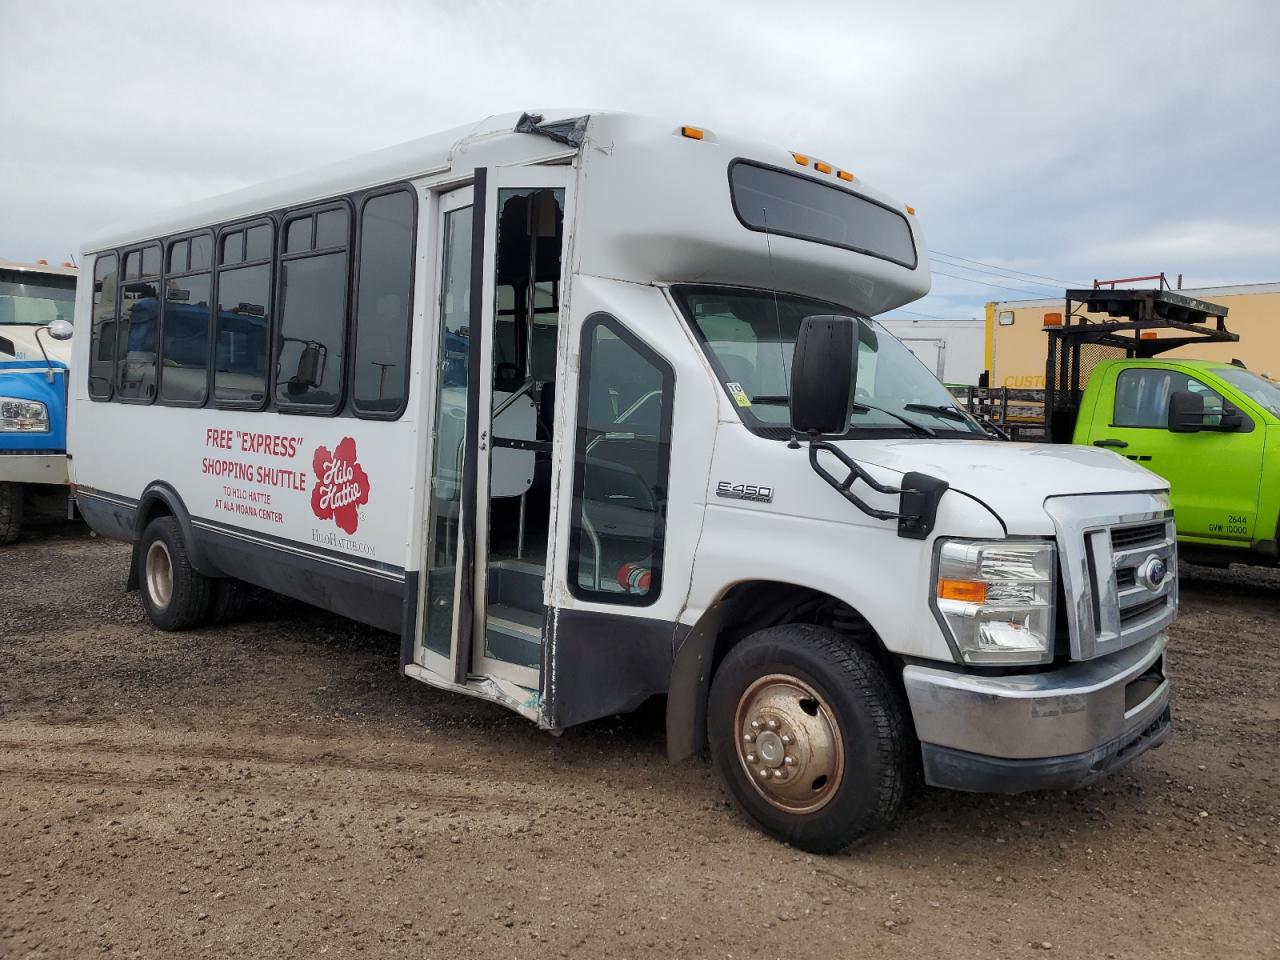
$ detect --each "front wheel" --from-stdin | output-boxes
[137,516,212,630]
[0,482,24,545]
[708,624,908,853]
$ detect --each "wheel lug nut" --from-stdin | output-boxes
[772,769,785,779]
[743,732,756,743]
[784,756,796,766]
[766,719,779,730]
[746,753,757,764]
[750,720,761,731]
[757,768,770,779]
[780,734,792,745]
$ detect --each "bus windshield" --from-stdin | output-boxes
[1216,366,1280,419]
[675,285,985,437]
[0,268,76,326]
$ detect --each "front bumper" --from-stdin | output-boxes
[903,633,1170,793]
[0,452,68,486]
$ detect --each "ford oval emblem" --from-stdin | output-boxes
[1137,555,1168,590]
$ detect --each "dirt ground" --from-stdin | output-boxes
[1,521,1277,960]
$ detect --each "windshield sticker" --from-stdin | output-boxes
[725,381,752,408]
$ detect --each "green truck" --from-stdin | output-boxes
[1043,287,1280,567]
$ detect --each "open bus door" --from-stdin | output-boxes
[414,166,573,711]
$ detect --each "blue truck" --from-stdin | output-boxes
[0,258,77,544]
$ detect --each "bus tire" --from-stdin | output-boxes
[209,577,250,624]
[137,516,212,630]
[708,623,906,853]
[0,482,22,546]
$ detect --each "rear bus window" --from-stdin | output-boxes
[729,161,917,269]
[88,253,118,400]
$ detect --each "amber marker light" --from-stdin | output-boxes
[792,152,810,166]
[937,579,988,603]
[1141,331,1158,340]
[905,204,916,216]
[1043,312,1064,327]
[681,126,705,140]
[837,170,855,182]
[814,160,833,174]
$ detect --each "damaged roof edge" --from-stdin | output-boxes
[515,112,590,148]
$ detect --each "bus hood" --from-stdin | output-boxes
[836,438,1167,535]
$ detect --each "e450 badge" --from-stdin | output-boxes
[716,481,774,503]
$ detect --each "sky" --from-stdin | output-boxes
[2,0,1278,320]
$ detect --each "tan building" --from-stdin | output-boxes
[985,282,1280,388]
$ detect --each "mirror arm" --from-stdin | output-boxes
[33,327,56,384]
[805,440,949,539]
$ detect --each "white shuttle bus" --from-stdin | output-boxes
[69,112,1174,851]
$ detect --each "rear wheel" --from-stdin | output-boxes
[209,577,250,624]
[0,482,24,545]
[708,623,907,853]
[137,516,212,630]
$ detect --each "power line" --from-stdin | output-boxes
[879,307,948,320]
[926,255,1061,292]
[929,268,1060,298]
[931,249,1085,288]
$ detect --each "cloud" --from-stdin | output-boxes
[2,0,1277,318]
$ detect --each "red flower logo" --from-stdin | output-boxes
[310,437,370,534]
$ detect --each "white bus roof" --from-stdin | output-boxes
[81,110,930,315]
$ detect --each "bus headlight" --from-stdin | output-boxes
[932,539,1057,666]
[0,397,50,433]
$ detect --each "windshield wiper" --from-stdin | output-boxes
[851,402,936,437]
[904,403,977,423]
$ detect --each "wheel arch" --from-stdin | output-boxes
[665,579,905,762]
[129,482,220,586]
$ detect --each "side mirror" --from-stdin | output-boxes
[47,319,73,341]
[1167,391,1204,433]
[790,315,858,436]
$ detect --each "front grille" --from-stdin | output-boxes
[1119,595,1166,627]
[1045,494,1177,661]
[1110,522,1165,550]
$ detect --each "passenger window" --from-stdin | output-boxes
[351,190,415,416]
[88,253,118,400]
[568,315,673,605]
[214,222,272,406]
[1113,368,1226,429]
[285,217,311,254]
[115,244,161,402]
[221,231,245,266]
[168,240,190,274]
[316,209,348,249]
[190,234,212,271]
[245,224,271,261]
[159,235,212,405]
[275,206,349,410]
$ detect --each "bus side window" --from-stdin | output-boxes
[351,189,415,417]
[115,243,162,403]
[275,206,350,411]
[88,253,118,400]
[159,232,213,405]
[568,314,674,605]
[214,223,273,407]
